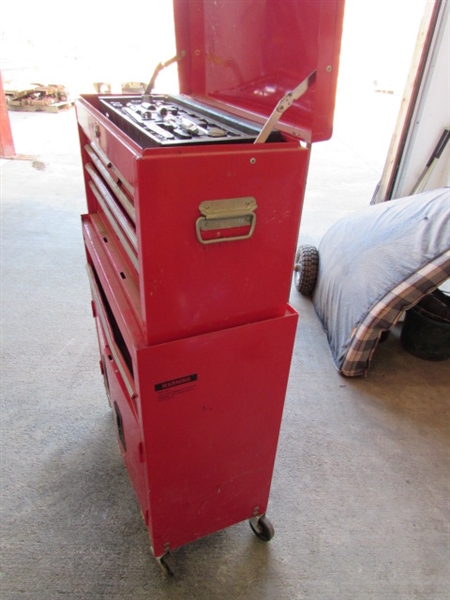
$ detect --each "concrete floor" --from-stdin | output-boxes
[1,93,449,599]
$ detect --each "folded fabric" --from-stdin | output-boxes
[312,188,450,376]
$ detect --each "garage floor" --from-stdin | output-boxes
[1,94,449,599]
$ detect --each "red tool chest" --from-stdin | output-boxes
[76,0,344,573]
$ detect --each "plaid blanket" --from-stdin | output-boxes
[312,188,450,376]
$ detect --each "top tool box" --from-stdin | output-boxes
[76,0,344,345]
[76,0,344,573]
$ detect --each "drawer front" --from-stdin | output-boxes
[95,319,148,520]
[83,142,138,274]
[87,261,137,402]
[82,214,144,348]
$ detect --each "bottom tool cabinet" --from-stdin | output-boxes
[88,253,297,566]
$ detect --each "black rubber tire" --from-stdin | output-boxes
[249,514,275,542]
[294,245,319,296]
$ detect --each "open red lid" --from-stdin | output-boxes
[173,0,345,143]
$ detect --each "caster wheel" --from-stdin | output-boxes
[294,244,319,296]
[249,514,275,542]
[158,552,175,577]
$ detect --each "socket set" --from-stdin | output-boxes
[99,94,282,148]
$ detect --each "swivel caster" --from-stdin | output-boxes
[249,514,275,542]
[157,551,175,577]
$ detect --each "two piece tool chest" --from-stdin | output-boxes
[76,0,344,573]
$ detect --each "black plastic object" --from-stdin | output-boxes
[401,289,450,361]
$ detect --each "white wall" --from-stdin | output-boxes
[392,1,450,197]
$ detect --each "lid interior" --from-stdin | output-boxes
[174,0,344,141]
